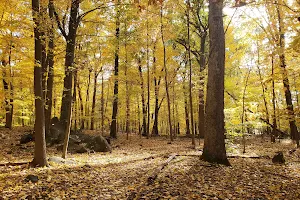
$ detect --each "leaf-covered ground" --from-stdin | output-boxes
[1,127,300,199]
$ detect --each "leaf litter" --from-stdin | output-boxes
[0,128,300,199]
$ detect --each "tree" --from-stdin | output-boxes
[160,1,173,142]
[110,0,121,138]
[201,0,229,165]
[31,0,48,167]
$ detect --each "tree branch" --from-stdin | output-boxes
[53,6,67,39]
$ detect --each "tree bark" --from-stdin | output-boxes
[198,33,206,139]
[201,0,229,165]
[110,0,120,138]
[271,55,277,143]
[187,0,195,147]
[91,70,99,130]
[183,73,191,136]
[77,77,84,129]
[124,22,130,139]
[31,0,48,167]
[85,69,92,129]
[59,0,80,139]
[276,0,299,146]
[160,2,173,142]
[45,0,55,136]
[1,58,13,129]
[138,56,147,137]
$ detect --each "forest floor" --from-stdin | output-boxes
[1,127,300,199]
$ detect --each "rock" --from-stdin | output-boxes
[87,135,112,152]
[25,175,38,183]
[76,146,89,153]
[20,133,34,144]
[272,151,285,164]
[48,156,76,165]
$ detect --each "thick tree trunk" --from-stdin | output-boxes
[160,2,173,142]
[110,0,120,138]
[201,0,230,165]
[60,0,80,139]
[276,1,299,146]
[31,0,48,167]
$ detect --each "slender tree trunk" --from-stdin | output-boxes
[84,69,92,129]
[257,53,271,137]
[146,7,150,139]
[1,58,13,129]
[183,74,191,136]
[276,0,299,146]
[73,71,77,131]
[77,78,84,129]
[101,72,105,135]
[187,0,195,147]
[137,94,141,137]
[271,55,277,143]
[31,0,48,167]
[45,0,55,136]
[124,23,130,139]
[91,71,99,130]
[138,56,147,137]
[242,68,251,154]
[201,0,229,165]
[198,33,206,139]
[110,0,120,138]
[151,42,160,136]
[160,2,173,142]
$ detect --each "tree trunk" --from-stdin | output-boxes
[85,69,92,129]
[183,72,191,136]
[201,0,229,165]
[138,56,147,137]
[45,0,55,136]
[101,72,105,135]
[198,33,206,139]
[77,78,84,129]
[146,7,150,139]
[276,0,299,146]
[110,0,120,138]
[151,42,160,136]
[124,23,130,139]
[91,71,99,130]
[31,0,48,167]
[271,55,277,143]
[187,0,195,147]
[160,2,173,142]
[1,58,13,129]
[257,48,271,138]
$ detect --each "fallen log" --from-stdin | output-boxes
[0,161,29,167]
[147,153,177,185]
[227,154,270,159]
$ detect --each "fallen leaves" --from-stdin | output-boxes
[0,128,300,199]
